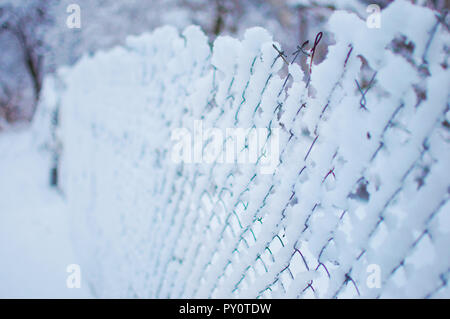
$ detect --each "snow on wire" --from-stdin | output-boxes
[42,1,450,298]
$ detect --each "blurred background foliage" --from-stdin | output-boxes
[0,0,447,128]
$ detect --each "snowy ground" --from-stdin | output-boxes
[0,127,91,298]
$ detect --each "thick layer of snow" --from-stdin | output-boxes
[7,0,448,299]
[0,129,91,298]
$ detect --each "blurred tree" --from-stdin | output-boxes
[0,0,447,127]
[0,0,53,123]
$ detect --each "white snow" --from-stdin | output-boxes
[1,0,449,299]
[0,128,92,298]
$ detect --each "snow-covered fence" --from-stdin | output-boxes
[50,1,449,298]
